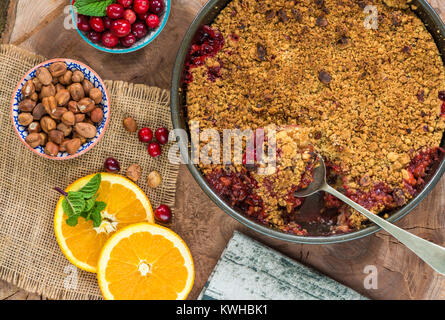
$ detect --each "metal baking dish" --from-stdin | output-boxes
[171,0,445,244]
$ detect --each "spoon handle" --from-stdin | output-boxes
[323,184,445,275]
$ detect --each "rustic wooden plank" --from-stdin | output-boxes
[2,0,445,300]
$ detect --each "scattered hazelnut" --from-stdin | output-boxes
[44,141,59,156]
[18,113,33,126]
[25,132,41,148]
[71,70,85,83]
[147,171,162,188]
[36,67,53,86]
[89,88,103,104]
[123,117,138,132]
[126,164,142,182]
[90,108,104,123]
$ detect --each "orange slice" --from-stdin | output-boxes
[54,173,154,273]
[97,223,194,300]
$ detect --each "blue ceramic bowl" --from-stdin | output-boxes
[11,58,110,160]
[71,1,171,54]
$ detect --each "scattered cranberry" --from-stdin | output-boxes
[155,127,169,145]
[133,0,150,14]
[439,90,445,101]
[106,3,125,19]
[104,157,120,172]
[101,31,119,48]
[149,0,164,14]
[154,204,172,223]
[88,31,102,43]
[90,17,105,32]
[111,19,132,37]
[124,9,137,24]
[132,21,148,39]
[103,16,113,29]
[121,33,137,47]
[117,0,133,8]
[146,14,160,29]
[148,141,162,157]
[77,15,91,32]
[138,127,153,142]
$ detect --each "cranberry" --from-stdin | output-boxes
[439,90,445,101]
[148,142,162,157]
[117,0,133,8]
[88,31,102,43]
[132,21,148,39]
[103,17,113,29]
[104,157,120,172]
[77,14,91,32]
[101,31,119,48]
[133,0,150,14]
[155,127,169,144]
[137,12,150,21]
[89,17,105,32]
[121,33,136,47]
[154,204,172,223]
[124,9,137,24]
[149,0,164,14]
[146,14,160,29]
[111,19,131,37]
[106,3,124,19]
[138,127,153,143]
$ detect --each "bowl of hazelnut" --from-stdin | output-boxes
[11,58,110,160]
[72,0,171,53]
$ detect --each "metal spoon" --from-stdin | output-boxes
[294,156,445,275]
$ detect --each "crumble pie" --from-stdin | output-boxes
[185,0,445,235]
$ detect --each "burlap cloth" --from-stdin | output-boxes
[0,45,179,300]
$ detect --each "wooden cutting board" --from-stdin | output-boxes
[1,0,445,300]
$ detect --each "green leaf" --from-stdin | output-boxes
[66,215,80,227]
[84,194,98,213]
[74,0,115,17]
[78,174,101,199]
[88,201,107,228]
[62,192,85,217]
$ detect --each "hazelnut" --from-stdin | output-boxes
[89,88,103,104]
[32,103,47,120]
[59,70,73,85]
[73,132,87,144]
[52,76,59,85]
[28,121,41,133]
[67,100,79,113]
[68,83,85,101]
[126,164,142,182]
[26,132,41,148]
[32,78,43,92]
[49,62,67,78]
[57,122,72,137]
[90,108,104,123]
[42,96,57,115]
[45,141,59,156]
[123,117,138,132]
[77,97,95,113]
[82,80,94,95]
[62,111,75,126]
[147,171,162,188]
[59,139,69,152]
[36,67,53,86]
[55,83,65,93]
[39,84,56,99]
[48,129,64,145]
[21,80,35,97]
[74,113,85,123]
[74,122,97,138]
[39,132,48,146]
[50,107,68,120]
[40,116,56,133]
[72,70,85,83]
[65,138,81,155]
[55,89,70,106]
[18,113,34,126]
[18,99,36,112]
[30,92,39,101]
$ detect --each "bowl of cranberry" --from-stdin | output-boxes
[72,0,171,53]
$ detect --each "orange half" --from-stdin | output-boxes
[54,173,154,273]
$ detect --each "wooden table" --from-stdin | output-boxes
[1,0,445,300]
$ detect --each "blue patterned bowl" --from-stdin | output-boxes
[70,1,171,54]
[11,58,110,160]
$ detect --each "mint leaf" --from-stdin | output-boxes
[87,202,107,228]
[62,192,85,217]
[66,215,80,227]
[74,0,115,17]
[78,174,101,199]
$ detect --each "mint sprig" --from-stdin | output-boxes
[55,173,107,228]
[74,0,116,17]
